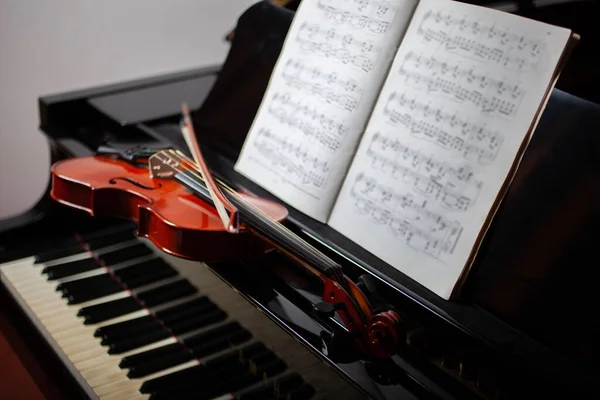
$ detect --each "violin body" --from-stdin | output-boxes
[50,152,401,359]
[50,155,288,261]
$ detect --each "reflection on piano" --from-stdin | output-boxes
[1,1,600,400]
[2,224,363,399]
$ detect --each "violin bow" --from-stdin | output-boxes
[179,103,240,233]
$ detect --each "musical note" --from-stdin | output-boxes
[350,172,463,259]
[366,132,483,211]
[234,0,425,218]
[296,23,380,72]
[267,92,349,152]
[251,128,331,191]
[416,10,547,71]
[382,92,504,165]
[281,59,365,112]
[400,51,525,117]
[316,0,399,35]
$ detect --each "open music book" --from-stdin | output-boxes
[234,0,578,299]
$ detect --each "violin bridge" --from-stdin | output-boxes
[148,151,178,179]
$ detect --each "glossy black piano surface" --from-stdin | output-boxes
[2,1,600,399]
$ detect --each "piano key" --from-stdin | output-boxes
[114,258,176,281]
[42,257,103,279]
[99,243,154,264]
[34,227,136,264]
[95,297,208,342]
[79,297,142,324]
[136,279,198,307]
[65,280,125,304]
[42,242,152,280]
[127,350,193,378]
[95,315,160,340]
[1,237,366,400]
[57,273,119,294]
[106,328,171,355]
[105,305,227,354]
[123,322,253,377]
[119,343,182,369]
[77,274,190,324]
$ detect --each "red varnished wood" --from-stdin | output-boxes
[50,155,288,262]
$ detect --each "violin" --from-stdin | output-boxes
[49,108,402,360]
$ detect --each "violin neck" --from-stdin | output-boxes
[174,169,343,278]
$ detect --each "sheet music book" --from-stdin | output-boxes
[234,0,578,299]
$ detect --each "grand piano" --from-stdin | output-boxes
[1,1,599,399]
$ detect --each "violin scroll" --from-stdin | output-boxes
[367,310,403,358]
[319,273,402,359]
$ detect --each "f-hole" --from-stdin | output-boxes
[109,177,162,190]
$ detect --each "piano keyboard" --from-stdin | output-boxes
[1,227,365,400]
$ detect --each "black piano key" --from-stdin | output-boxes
[42,257,101,280]
[155,297,215,323]
[94,315,158,338]
[186,323,252,358]
[78,224,136,242]
[100,315,164,346]
[168,309,227,335]
[183,321,244,345]
[78,296,142,324]
[34,227,137,264]
[149,369,260,400]
[119,343,183,369]
[113,257,174,277]
[123,267,178,289]
[83,227,137,248]
[140,364,206,394]
[80,279,199,322]
[42,243,149,280]
[136,279,198,307]
[127,349,194,378]
[64,280,124,304]
[103,297,222,351]
[34,243,84,264]
[107,328,171,354]
[113,259,177,288]
[140,342,268,394]
[98,242,153,265]
[56,273,116,293]
[96,297,210,341]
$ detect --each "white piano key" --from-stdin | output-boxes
[94,380,142,397]
[82,363,125,380]
[1,237,366,400]
[88,369,130,388]
[100,389,149,400]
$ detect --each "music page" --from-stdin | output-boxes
[234,0,419,222]
[328,0,572,298]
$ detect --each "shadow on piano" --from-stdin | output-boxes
[2,1,600,399]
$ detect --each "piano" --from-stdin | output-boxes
[2,1,599,399]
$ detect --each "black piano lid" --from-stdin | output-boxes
[36,65,598,398]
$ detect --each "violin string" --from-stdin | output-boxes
[158,149,361,314]
[169,151,354,299]
[163,150,337,269]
